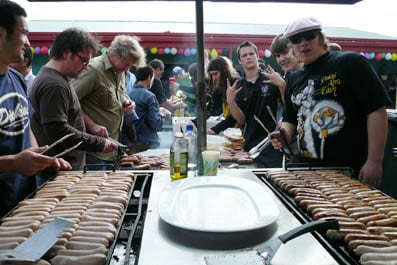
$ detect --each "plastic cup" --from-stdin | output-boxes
[202,150,220,176]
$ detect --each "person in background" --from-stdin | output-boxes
[130,66,162,149]
[328,42,342,51]
[170,66,196,115]
[207,56,240,135]
[264,33,302,120]
[148,58,185,113]
[121,70,139,145]
[227,41,283,167]
[30,27,117,174]
[71,35,146,168]
[270,17,391,187]
[10,46,35,97]
[0,0,71,216]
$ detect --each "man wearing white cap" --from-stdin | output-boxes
[270,17,391,187]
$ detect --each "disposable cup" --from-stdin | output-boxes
[202,150,220,176]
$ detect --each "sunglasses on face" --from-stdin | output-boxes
[289,30,320,44]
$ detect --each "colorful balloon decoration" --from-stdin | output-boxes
[178,48,184,55]
[191,48,197,55]
[184,48,191,56]
[264,49,272,58]
[100,47,107,54]
[30,46,35,54]
[35,46,41,55]
[392,53,397,61]
[374,53,383,61]
[210,48,218,58]
[385,52,392,61]
[217,48,222,55]
[150,47,158,54]
[170,48,177,55]
[40,46,49,55]
[158,48,164,55]
[164,48,170,54]
[258,49,265,58]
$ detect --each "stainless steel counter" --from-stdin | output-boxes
[138,169,339,265]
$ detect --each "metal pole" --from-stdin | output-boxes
[195,0,206,176]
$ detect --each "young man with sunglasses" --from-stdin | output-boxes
[30,28,118,173]
[270,17,391,187]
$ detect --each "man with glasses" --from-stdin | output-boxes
[30,28,118,173]
[269,17,391,187]
[71,35,146,168]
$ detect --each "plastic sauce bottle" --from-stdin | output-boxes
[185,124,197,177]
[170,132,188,181]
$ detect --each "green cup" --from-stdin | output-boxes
[202,150,220,176]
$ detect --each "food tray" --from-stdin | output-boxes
[253,169,360,265]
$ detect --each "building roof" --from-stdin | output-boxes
[28,20,396,40]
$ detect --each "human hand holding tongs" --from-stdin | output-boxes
[249,106,294,159]
[41,133,83,158]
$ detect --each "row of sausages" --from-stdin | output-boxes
[266,169,397,265]
[0,172,135,265]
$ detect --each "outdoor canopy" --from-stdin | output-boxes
[26,0,362,174]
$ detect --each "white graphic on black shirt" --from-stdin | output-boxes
[292,79,345,159]
[0,92,29,136]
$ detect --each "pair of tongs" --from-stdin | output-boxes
[41,133,82,158]
[248,134,270,159]
[265,106,294,158]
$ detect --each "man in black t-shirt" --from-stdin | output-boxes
[227,41,282,167]
[269,17,391,187]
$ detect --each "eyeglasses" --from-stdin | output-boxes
[289,30,320,45]
[75,54,90,66]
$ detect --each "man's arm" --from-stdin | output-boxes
[0,148,57,176]
[81,109,109,138]
[358,106,388,187]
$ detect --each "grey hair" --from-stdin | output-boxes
[108,35,146,67]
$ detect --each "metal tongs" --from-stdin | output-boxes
[41,133,82,158]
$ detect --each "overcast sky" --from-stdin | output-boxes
[15,0,397,38]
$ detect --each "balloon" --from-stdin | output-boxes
[184,48,191,56]
[164,48,170,54]
[30,46,35,54]
[150,47,158,54]
[210,48,218,58]
[40,46,48,55]
[374,53,382,61]
[35,46,41,54]
[392,53,397,61]
[100,47,107,54]
[385,52,392,60]
[264,49,272,58]
[178,48,184,55]
[217,48,222,55]
[258,50,265,57]
[170,48,177,55]
[369,52,375,59]
[158,48,164,55]
[190,48,197,55]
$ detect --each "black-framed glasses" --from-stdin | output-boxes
[75,53,90,66]
[289,29,320,45]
